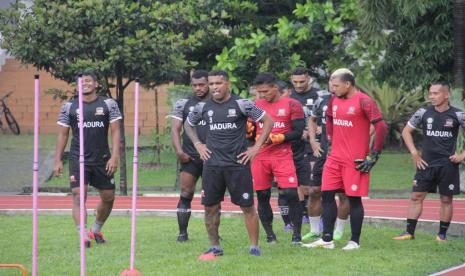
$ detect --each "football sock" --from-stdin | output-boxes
[91,220,104,234]
[310,216,321,234]
[257,189,274,237]
[278,192,291,225]
[406,218,418,235]
[348,196,364,245]
[283,188,302,237]
[321,190,337,242]
[438,221,450,236]
[335,217,348,234]
[177,196,193,234]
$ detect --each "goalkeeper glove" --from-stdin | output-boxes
[354,151,380,173]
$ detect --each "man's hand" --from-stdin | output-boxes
[195,143,211,161]
[316,126,322,135]
[176,151,192,163]
[449,152,465,164]
[246,121,255,139]
[106,157,119,175]
[354,151,380,173]
[237,145,260,165]
[267,133,285,144]
[53,160,63,177]
[310,140,324,158]
[411,151,428,170]
[302,130,309,141]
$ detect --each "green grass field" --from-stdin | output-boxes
[1,215,464,275]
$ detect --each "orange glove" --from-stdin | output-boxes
[246,121,255,139]
[268,133,285,144]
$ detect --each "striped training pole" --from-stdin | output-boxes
[77,75,86,276]
[130,79,141,272]
[32,74,40,276]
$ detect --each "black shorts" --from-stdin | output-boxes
[69,160,115,190]
[413,163,460,196]
[311,156,326,186]
[294,154,311,186]
[201,165,254,207]
[180,157,203,178]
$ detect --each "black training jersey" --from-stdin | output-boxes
[408,105,465,166]
[187,94,266,167]
[57,96,122,165]
[170,96,208,158]
[311,91,332,152]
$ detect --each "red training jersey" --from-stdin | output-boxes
[255,97,304,160]
[326,91,383,163]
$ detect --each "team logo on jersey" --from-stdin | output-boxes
[70,175,76,182]
[449,184,455,191]
[227,109,237,118]
[332,105,338,117]
[444,119,453,128]
[242,193,250,200]
[208,110,214,117]
[347,106,355,115]
[189,106,195,112]
[427,117,433,130]
[277,109,286,117]
[95,107,104,116]
[306,99,314,106]
[322,105,328,112]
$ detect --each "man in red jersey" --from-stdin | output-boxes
[303,68,387,250]
[252,73,306,244]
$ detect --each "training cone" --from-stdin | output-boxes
[198,253,217,261]
[120,268,143,276]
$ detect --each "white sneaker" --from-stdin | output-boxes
[301,238,335,249]
[342,241,360,250]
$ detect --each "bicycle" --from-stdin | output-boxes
[0,91,20,135]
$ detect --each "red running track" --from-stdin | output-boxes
[1,195,465,222]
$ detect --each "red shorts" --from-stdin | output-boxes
[251,158,298,191]
[321,158,370,196]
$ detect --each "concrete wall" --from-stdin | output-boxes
[0,59,171,134]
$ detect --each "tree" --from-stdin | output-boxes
[0,0,221,195]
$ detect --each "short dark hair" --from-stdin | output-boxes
[429,81,450,91]
[208,70,229,81]
[292,67,308,76]
[276,80,288,93]
[252,72,277,86]
[75,71,98,83]
[191,69,209,80]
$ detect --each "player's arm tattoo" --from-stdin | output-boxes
[183,120,200,145]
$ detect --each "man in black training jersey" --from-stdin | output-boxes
[54,72,122,247]
[394,82,465,242]
[289,67,320,226]
[170,70,210,243]
[185,70,273,259]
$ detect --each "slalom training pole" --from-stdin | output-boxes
[32,74,40,276]
[77,75,86,276]
[121,79,142,276]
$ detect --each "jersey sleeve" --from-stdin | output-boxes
[237,99,266,122]
[407,108,426,129]
[455,111,465,131]
[104,98,122,123]
[289,99,305,120]
[311,97,323,118]
[57,102,72,127]
[360,97,383,123]
[187,102,205,126]
[170,98,188,121]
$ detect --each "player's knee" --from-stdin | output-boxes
[410,193,425,203]
[72,193,81,206]
[309,187,321,198]
[178,195,193,209]
[100,190,115,203]
[281,188,299,202]
[321,190,336,202]
[256,189,271,203]
[180,189,194,200]
[440,195,453,205]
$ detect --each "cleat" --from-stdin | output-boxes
[302,232,320,241]
[283,224,293,233]
[266,234,277,244]
[291,235,302,245]
[333,231,344,241]
[177,233,189,243]
[88,230,106,244]
[436,234,448,242]
[301,238,335,249]
[342,241,360,250]
[392,232,414,241]
[302,216,310,225]
[84,238,92,248]
[249,247,261,256]
[198,247,224,261]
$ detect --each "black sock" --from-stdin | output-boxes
[176,196,192,235]
[282,188,302,238]
[300,200,308,217]
[438,221,450,236]
[278,192,291,225]
[321,191,337,242]
[257,189,274,237]
[406,219,418,235]
[348,196,364,245]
